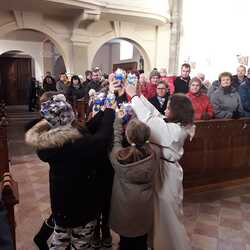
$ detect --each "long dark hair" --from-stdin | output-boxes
[71,75,81,85]
[116,119,152,164]
[43,76,55,85]
[167,94,194,126]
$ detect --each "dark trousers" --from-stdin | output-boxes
[120,234,147,250]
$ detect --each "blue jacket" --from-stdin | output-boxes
[239,80,250,117]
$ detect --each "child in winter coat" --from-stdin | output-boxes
[109,117,160,250]
[25,94,115,249]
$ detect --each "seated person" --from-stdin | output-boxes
[210,72,244,119]
[196,73,211,94]
[149,81,169,115]
[67,75,86,103]
[232,65,248,90]
[174,63,191,94]
[186,77,213,120]
[239,78,250,117]
[43,76,57,92]
[67,75,87,122]
[138,73,148,98]
[207,79,220,98]
[145,70,161,99]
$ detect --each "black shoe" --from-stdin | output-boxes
[33,219,54,250]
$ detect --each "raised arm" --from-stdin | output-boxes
[125,84,163,122]
[112,116,123,153]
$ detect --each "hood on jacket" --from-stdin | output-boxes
[114,149,157,184]
[25,120,82,149]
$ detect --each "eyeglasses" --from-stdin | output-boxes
[157,88,166,90]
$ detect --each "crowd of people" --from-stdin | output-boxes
[23,62,250,250]
[29,63,250,123]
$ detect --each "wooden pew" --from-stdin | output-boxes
[182,118,250,191]
[70,98,88,124]
[0,102,19,250]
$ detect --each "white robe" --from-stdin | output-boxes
[131,95,194,250]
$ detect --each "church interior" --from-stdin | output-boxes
[1,0,250,250]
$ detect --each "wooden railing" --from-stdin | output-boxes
[182,118,250,190]
[0,102,19,249]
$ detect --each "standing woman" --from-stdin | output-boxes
[126,84,194,250]
[43,76,57,92]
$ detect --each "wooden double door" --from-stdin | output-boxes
[0,57,32,105]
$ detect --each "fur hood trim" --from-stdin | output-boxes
[25,120,82,149]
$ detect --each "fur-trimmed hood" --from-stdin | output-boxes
[25,120,82,149]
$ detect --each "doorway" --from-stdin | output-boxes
[0,57,32,105]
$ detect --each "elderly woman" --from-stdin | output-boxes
[210,72,244,119]
[186,77,213,120]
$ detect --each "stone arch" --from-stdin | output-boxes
[89,35,152,73]
[0,25,71,73]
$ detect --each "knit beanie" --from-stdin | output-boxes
[40,94,75,127]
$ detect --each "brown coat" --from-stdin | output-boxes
[109,118,160,237]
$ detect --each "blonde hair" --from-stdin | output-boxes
[116,119,151,164]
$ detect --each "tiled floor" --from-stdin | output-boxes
[12,156,250,250]
[7,107,250,250]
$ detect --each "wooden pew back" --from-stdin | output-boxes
[182,118,250,189]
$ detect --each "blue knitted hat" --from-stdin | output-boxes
[40,94,75,127]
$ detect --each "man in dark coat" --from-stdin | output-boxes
[232,65,248,90]
[174,63,191,94]
[86,69,102,93]
[149,81,169,115]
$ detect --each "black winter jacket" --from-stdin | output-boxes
[25,109,115,228]
[149,95,169,115]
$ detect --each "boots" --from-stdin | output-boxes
[34,215,54,250]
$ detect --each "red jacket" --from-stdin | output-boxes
[161,76,176,95]
[139,83,149,98]
[186,92,213,120]
[146,83,157,99]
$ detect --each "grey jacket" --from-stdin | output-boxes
[109,118,160,237]
[210,86,244,119]
[56,80,68,94]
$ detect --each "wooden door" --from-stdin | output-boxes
[0,57,32,105]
